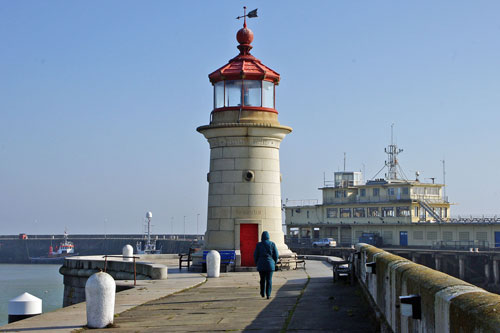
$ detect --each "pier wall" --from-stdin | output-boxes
[60,255,169,306]
[356,244,500,332]
[0,235,194,263]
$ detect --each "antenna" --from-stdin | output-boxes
[441,159,446,201]
[385,123,403,180]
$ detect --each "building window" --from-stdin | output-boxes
[459,232,470,241]
[354,208,365,217]
[335,190,342,198]
[413,231,424,240]
[388,188,395,196]
[382,207,395,217]
[427,231,438,241]
[262,81,275,108]
[360,189,366,197]
[373,188,380,196]
[396,206,410,217]
[402,187,409,195]
[307,211,310,219]
[443,208,448,218]
[368,207,379,217]
[443,231,453,241]
[343,191,347,198]
[414,206,419,217]
[476,232,488,242]
[326,208,338,218]
[340,208,351,218]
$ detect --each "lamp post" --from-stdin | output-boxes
[183,216,186,240]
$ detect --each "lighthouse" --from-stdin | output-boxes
[197,9,293,267]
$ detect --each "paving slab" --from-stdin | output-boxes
[1,259,379,332]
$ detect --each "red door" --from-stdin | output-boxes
[240,224,258,266]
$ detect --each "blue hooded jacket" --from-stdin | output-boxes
[253,231,279,271]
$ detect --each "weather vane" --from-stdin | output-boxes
[236,7,258,27]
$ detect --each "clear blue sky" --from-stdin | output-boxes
[1,1,500,235]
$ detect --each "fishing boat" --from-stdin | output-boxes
[30,231,78,263]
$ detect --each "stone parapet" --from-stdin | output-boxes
[60,255,167,306]
[356,244,500,332]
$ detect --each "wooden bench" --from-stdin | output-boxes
[178,248,196,270]
[277,255,306,270]
[201,250,236,272]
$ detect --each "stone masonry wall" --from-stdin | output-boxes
[355,244,500,332]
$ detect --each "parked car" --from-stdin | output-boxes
[333,261,352,282]
[312,238,337,247]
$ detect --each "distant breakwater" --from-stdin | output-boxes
[0,234,197,263]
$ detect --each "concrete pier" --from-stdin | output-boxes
[0,259,378,332]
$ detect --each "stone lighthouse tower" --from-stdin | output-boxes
[197,12,292,267]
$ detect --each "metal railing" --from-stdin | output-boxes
[103,255,140,286]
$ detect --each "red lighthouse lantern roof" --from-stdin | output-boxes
[208,21,280,84]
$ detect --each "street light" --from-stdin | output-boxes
[197,213,200,235]
[183,216,186,240]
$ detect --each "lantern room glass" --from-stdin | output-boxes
[214,81,224,108]
[225,80,242,106]
[214,80,276,109]
[262,81,274,108]
[243,80,261,106]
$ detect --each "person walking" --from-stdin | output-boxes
[253,231,279,299]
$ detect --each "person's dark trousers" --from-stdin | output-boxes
[259,271,274,298]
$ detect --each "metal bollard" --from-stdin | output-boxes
[207,250,221,278]
[85,272,116,328]
[122,244,133,262]
[8,292,42,323]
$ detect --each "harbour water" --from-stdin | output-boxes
[0,264,63,327]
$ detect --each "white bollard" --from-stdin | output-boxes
[8,292,42,323]
[207,250,221,278]
[85,272,116,328]
[122,244,133,262]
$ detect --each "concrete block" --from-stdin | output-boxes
[210,183,234,195]
[261,158,280,171]
[249,194,275,207]
[223,146,249,158]
[208,207,231,219]
[207,219,220,231]
[220,219,235,231]
[207,195,222,207]
[265,207,282,219]
[206,231,235,249]
[234,158,263,170]
[221,170,244,183]
[210,147,223,159]
[248,147,279,159]
[213,158,235,171]
[220,194,248,207]
[235,182,263,195]
[262,183,281,195]
[254,171,280,183]
[208,171,222,183]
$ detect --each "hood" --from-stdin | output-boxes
[261,231,270,241]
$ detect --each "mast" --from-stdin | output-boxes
[385,123,403,180]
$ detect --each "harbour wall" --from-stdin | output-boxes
[60,255,170,306]
[356,244,500,332]
[0,234,195,263]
